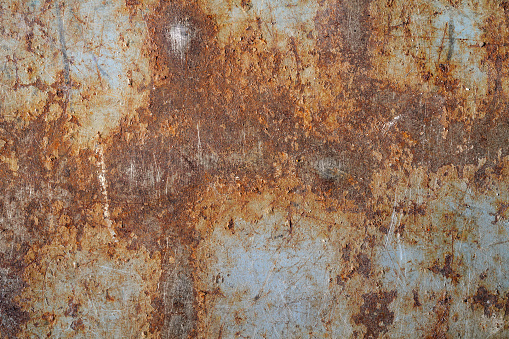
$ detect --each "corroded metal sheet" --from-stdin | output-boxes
[1,0,508,337]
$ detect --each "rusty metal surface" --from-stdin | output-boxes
[1,0,508,337]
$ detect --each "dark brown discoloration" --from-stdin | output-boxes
[64,298,80,318]
[491,202,509,224]
[342,243,352,262]
[353,290,397,338]
[160,247,196,338]
[227,218,235,234]
[356,253,372,278]
[429,254,460,283]
[413,289,421,307]
[471,286,505,317]
[0,256,28,337]
[70,318,84,332]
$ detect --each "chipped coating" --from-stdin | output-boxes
[0,0,508,338]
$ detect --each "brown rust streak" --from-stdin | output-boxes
[471,286,506,317]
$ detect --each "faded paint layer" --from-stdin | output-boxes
[1,0,509,338]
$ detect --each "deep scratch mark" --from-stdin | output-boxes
[446,17,455,61]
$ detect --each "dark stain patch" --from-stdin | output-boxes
[227,218,235,234]
[474,162,490,186]
[240,0,252,10]
[469,120,509,181]
[0,290,28,337]
[335,274,345,287]
[353,290,397,339]
[64,298,80,317]
[70,318,84,332]
[160,242,196,339]
[413,289,421,307]
[471,286,504,317]
[429,254,460,284]
[505,294,509,318]
[479,270,488,280]
[342,243,352,262]
[0,195,35,337]
[337,244,375,283]
[395,222,405,237]
[446,18,455,61]
[371,87,509,175]
[405,201,427,217]
[148,0,217,79]
[491,202,509,224]
[125,0,139,6]
[356,253,372,278]
[317,0,372,66]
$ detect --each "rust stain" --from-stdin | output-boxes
[353,290,397,338]
[0,0,508,337]
[471,286,507,318]
[426,292,451,339]
[429,254,460,284]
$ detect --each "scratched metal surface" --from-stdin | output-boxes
[0,0,508,338]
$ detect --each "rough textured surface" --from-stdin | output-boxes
[1,0,509,337]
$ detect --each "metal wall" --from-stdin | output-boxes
[1,0,508,337]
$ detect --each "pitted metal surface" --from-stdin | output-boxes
[1,0,508,337]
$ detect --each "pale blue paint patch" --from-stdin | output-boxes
[375,181,509,337]
[203,0,319,47]
[434,4,487,85]
[27,0,42,12]
[198,213,338,337]
[251,0,319,38]
[66,0,126,90]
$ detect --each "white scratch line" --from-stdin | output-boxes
[98,265,133,275]
[385,193,399,248]
[96,145,118,242]
[382,115,401,134]
[397,233,407,279]
[197,123,203,166]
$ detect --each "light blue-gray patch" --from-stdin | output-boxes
[205,216,334,337]
[251,0,318,38]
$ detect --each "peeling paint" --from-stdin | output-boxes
[1,0,509,337]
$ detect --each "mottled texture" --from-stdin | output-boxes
[1,0,508,337]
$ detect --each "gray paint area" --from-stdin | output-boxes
[196,213,335,337]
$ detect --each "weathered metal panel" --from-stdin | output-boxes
[1,0,508,337]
